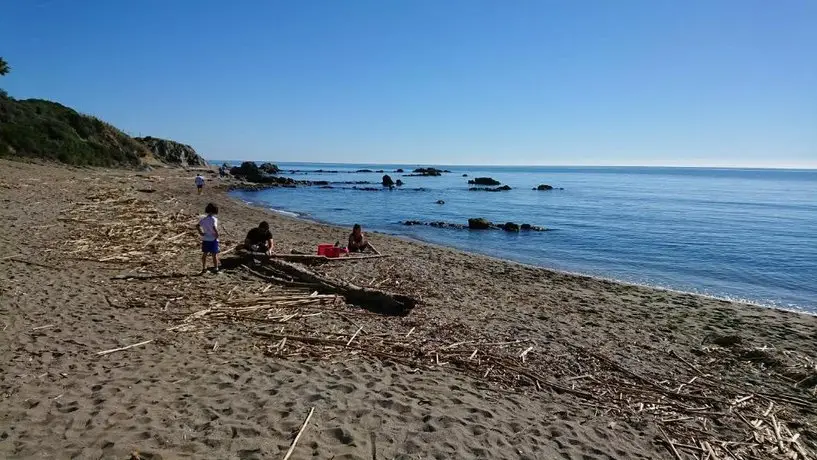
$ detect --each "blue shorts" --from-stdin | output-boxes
[201,240,220,254]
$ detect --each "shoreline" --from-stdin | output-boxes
[229,189,816,317]
[3,160,816,459]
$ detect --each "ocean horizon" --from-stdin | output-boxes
[224,162,817,314]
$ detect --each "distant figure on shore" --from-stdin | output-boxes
[348,224,379,254]
[245,221,274,255]
[195,174,205,194]
[196,203,220,273]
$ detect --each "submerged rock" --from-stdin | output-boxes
[535,184,554,191]
[395,179,404,186]
[469,185,511,192]
[356,169,374,173]
[502,222,520,232]
[468,218,492,229]
[408,167,444,176]
[400,219,547,231]
[395,168,404,173]
[462,174,468,177]
[436,200,445,204]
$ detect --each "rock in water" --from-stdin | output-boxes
[502,222,520,232]
[135,136,207,167]
[462,173,468,177]
[412,167,443,176]
[436,200,445,204]
[395,179,404,186]
[468,218,492,229]
[229,161,262,181]
[535,184,554,191]
[382,174,395,187]
[468,177,501,186]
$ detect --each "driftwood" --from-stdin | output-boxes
[260,258,417,316]
[240,250,389,265]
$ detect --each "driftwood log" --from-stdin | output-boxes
[254,257,416,316]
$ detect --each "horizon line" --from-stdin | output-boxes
[207,159,817,171]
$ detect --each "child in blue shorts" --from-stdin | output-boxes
[197,203,220,273]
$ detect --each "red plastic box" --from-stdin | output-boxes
[317,244,334,256]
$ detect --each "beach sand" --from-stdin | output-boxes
[1,159,815,459]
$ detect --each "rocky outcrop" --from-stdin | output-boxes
[134,136,207,167]
[535,184,553,191]
[468,177,501,186]
[382,175,395,187]
[395,179,404,187]
[395,168,404,173]
[229,161,263,181]
[259,162,280,174]
[229,161,296,186]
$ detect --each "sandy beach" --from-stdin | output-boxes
[1,159,815,459]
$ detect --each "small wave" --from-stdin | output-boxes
[268,207,299,218]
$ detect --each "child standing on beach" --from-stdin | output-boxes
[196,203,220,273]
[195,174,205,194]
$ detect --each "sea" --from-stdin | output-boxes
[225,163,817,314]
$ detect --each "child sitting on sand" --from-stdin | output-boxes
[347,224,379,254]
[196,203,220,273]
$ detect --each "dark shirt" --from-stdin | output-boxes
[246,227,273,246]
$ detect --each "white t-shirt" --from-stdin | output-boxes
[199,215,218,241]
[195,176,205,186]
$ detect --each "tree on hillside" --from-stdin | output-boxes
[0,57,10,76]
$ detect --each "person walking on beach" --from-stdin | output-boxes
[195,174,205,194]
[196,203,220,273]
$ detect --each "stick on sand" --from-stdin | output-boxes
[283,407,315,460]
[96,339,153,356]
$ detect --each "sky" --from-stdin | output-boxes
[1,0,815,168]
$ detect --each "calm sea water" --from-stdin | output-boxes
[227,163,817,313]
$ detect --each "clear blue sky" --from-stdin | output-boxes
[2,0,815,167]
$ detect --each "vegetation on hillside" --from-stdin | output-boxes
[0,94,152,167]
[0,57,9,76]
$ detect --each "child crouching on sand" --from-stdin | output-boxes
[197,203,220,273]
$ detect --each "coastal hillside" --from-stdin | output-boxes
[0,94,155,167]
[0,93,206,168]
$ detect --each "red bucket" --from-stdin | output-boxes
[324,246,347,258]
[317,244,334,256]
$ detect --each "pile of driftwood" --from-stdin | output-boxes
[239,257,417,316]
[57,186,210,267]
